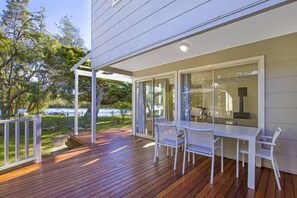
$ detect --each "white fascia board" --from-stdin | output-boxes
[70,52,92,72]
[76,69,132,83]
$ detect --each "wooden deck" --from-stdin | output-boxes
[1,129,296,198]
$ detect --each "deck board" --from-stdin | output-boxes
[0,129,296,198]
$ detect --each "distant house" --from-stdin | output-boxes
[90,0,297,176]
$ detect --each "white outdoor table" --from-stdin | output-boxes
[171,121,262,189]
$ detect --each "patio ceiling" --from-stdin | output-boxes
[100,2,297,73]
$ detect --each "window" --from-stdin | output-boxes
[179,57,264,128]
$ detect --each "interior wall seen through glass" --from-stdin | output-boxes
[214,64,258,127]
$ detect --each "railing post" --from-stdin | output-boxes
[34,116,42,163]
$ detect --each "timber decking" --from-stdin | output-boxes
[0,129,296,198]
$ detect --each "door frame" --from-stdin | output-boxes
[132,71,178,138]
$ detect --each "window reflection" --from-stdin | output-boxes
[181,64,258,127]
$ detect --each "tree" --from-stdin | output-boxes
[113,101,132,123]
[56,15,85,49]
[46,46,87,103]
[101,81,132,105]
[0,0,57,118]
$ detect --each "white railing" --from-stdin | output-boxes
[0,116,42,171]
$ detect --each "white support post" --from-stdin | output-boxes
[34,116,42,163]
[74,69,79,135]
[91,70,97,143]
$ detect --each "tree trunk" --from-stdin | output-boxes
[84,87,104,119]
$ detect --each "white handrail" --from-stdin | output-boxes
[0,116,42,171]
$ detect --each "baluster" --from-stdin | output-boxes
[4,123,9,165]
[25,121,29,159]
[15,121,20,161]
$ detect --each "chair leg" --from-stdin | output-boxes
[171,147,173,157]
[242,141,245,168]
[174,147,178,170]
[167,146,169,156]
[154,143,158,163]
[188,152,190,162]
[236,139,239,177]
[274,155,281,178]
[221,138,224,172]
[193,153,195,164]
[272,159,281,190]
[182,147,187,174]
[210,155,215,184]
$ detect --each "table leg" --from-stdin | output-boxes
[248,137,256,189]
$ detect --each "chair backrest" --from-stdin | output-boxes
[183,126,214,150]
[272,127,282,144]
[155,117,168,123]
[155,123,178,141]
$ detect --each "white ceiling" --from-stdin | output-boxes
[108,2,297,73]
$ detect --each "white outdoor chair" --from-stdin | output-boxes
[155,117,168,123]
[154,123,184,170]
[182,126,224,184]
[236,127,282,190]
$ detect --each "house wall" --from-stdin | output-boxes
[133,33,297,174]
[91,0,287,69]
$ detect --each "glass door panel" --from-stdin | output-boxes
[136,76,175,138]
[136,80,154,137]
[154,77,175,122]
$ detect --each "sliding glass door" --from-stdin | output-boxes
[136,80,153,137]
[136,76,175,138]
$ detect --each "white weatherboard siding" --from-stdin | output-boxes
[106,1,297,72]
[91,0,287,69]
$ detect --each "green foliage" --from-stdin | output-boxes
[101,81,132,105]
[0,0,59,118]
[56,15,86,49]
[46,46,88,103]
[113,101,132,123]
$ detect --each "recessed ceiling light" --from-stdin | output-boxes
[179,44,189,53]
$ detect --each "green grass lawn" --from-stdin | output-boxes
[0,115,132,166]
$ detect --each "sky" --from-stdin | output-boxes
[0,0,91,49]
